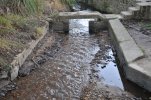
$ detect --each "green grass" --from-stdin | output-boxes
[60,0,76,6]
[0,16,12,28]
[0,38,24,50]
[5,14,28,30]
[145,23,151,30]
[0,15,27,36]
[141,22,151,30]
[0,28,16,36]
[99,1,110,13]
[34,27,44,38]
[1,0,44,15]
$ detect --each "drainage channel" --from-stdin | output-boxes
[1,7,151,100]
[69,18,124,89]
[72,2,151,98]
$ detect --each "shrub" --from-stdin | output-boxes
[0,38,24,50]
[60,0,76,6]
[100,1,110,13]
[34,27,44,39]
[145,23,151,30]
[5,14,28,29]
[0,16,12,28]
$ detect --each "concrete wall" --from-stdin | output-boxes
[79,0,136,13]
[10,22,49,80]
[108,19,151,92]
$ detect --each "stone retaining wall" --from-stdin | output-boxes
[10,22,49,80]
[108,19,151,92]
[79,0,136,13]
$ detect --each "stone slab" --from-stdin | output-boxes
[52,21,69,33]
[119,40,144,63]
[89,21,107,33]
[109,19,133,42]
[108,18,151,92]
[126,62,151,92]
[10,22,49,80]
[137,2,151,6]
[58,11,105,20]
[104,14,123,20]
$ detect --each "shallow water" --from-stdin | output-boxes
[1,18,121,99]
[96,49,124,89]
[69,19,124,89]
[1,16,151,99]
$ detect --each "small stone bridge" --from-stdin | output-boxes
[52,11,122,33]
[58,11,122,20]
[58,11,105,20]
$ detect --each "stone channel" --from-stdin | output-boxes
[1,6,151,100]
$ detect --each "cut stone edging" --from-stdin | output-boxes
[108,19,151,92]
[10,21,49,81]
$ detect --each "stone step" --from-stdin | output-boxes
[137,2,151,6]
[136,2,151,10]
[104,14,123,20]
[128,7,140,17]
[108,19,151,92]
[128,7,140,12]
[136,0,151,2]
[121,11,132,19]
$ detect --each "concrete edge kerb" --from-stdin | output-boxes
[108,19,144,63]
[127,63,151,91]
[108,18,151,92]
[10,21,49,81]
[128,63,151,77]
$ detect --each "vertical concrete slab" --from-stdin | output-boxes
[108,19,151,92]
[52,21,69,33]
[89,21,107,33]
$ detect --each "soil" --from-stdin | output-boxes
[122,20,151,63]
[122,20,151,37]
[0,0,69,72]
[0,18,46,71]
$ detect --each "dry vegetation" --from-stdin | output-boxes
[0,14,46,70]
[0,0,70,71]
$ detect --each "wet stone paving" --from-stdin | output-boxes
[0,19,136,100]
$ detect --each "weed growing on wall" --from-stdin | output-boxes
[60,0,76,6]
[100,1,110,13]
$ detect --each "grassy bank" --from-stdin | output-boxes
[0,0,71,71]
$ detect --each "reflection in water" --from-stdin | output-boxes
[69,19,94,36]
[97,49,124,89]
[69,18,124,89]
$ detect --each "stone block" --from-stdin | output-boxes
[119,40,144,63]
[89,21,107,33]
[10,22,49,81]
[109,19,133,42]
[126,63,151,92]
[52,21,69,33]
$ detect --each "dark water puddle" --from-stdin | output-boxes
[96,49,124,89]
